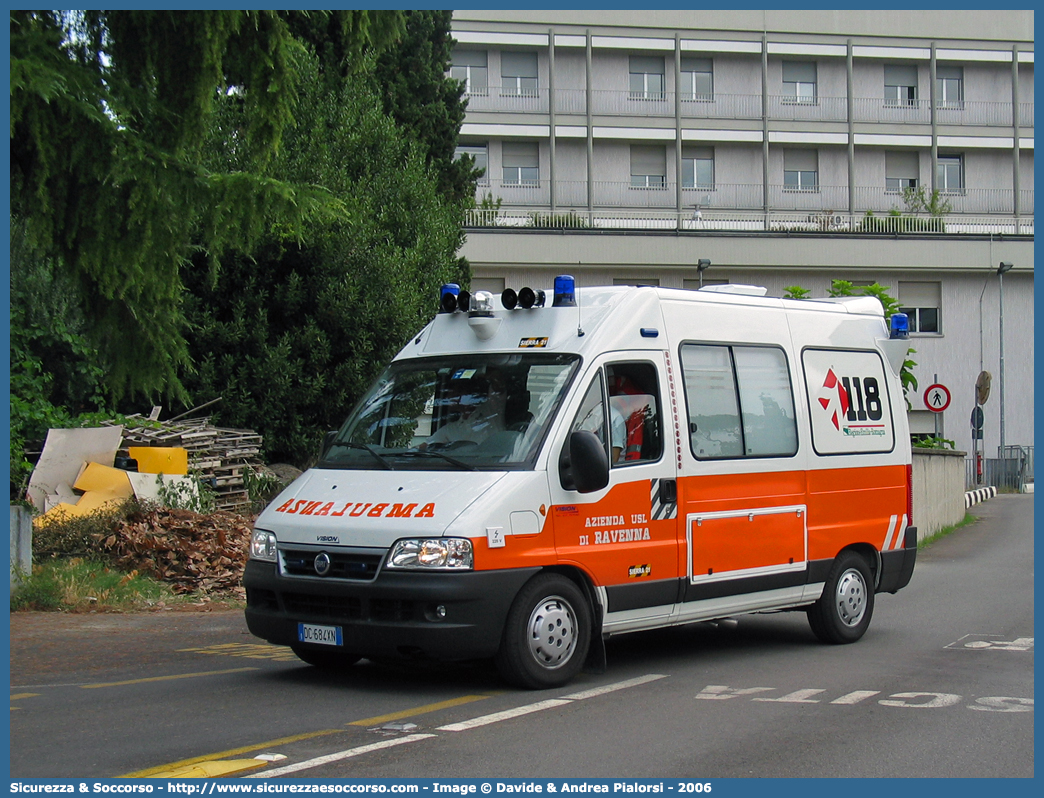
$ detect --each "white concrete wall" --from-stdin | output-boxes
[912,448,967,540]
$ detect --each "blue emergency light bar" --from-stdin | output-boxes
[889,313,910,339]
[553,274,576,307]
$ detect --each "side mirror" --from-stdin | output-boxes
[559,430,610,494]
[321,430,337,459]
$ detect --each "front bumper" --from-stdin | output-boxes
[244,559,540,661]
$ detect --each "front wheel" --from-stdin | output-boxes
[807,551,875,644]
[495,573,591,689]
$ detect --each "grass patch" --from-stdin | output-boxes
[10,557,242,613]
[918,513,979,549]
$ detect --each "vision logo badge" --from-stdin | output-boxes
[818,368,850,430]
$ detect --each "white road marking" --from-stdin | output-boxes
[831,690,881,705]
[437,699,572,731]
[244,734,436,778]
[946,634,1034,652]
[753,689,825,703]
[563,673,667,700]
[695,685,774,700]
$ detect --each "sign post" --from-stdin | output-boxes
[923,380,950,441]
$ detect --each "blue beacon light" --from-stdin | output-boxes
[439,283,460,313]
[889,313,910,340]
[552,274,576,307]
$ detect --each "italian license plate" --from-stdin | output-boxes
[297,623,343,647]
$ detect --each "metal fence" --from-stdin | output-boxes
[965,446,1034,491]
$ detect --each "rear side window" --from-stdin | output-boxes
[680,344,798,459]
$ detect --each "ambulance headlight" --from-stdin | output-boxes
[386,538,474,570]
[250,529,277,562]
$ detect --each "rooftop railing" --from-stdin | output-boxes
[464,207,1033,236]
[473,180,1033,216]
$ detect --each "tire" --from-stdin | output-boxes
[291,644,362,670]
[807,551,875,644]
[495,573,591,689]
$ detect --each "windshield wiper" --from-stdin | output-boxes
[395,449,477,471]
[325,441,395,470]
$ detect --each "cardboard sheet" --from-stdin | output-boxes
[73,462,134,499]
[27,427,124,512]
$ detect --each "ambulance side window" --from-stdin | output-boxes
[570,374,609,457]
[605,362,662,466]
[681,344,797,460]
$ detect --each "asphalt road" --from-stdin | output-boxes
[9,494,1033,779]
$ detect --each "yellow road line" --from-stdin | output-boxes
[347,694,493,726]
[82,667,258,689]
[119,729,344,778]
[11,693,40,700]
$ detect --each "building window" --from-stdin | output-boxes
[782,61,817,104]
[630,145,667,188]
[502,142,539,185]
[629,55,666,101]
[454,144,488,184]
[451,50,488,95]
[612,278,661,286]
[936,65,963,109]
[682,147,714,189]
[501,51,538,97]
[884,64,918,106]
[783,149,818,191]
[936,154,963,194]
[899,281,941,334]
[885,151,919,193]
[680,57,713,101]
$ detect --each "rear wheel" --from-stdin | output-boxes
[291,645,362,670]
[495,573,591,689]
[807,551,874,644]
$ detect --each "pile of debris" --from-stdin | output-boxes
[99,506,252,596]
[104,415,265,512]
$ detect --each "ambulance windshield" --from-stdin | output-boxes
[321,354,581,470]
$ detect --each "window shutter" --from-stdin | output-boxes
[783,149,817,171]
[501,51,537,78]
[899,282,941,308]
[681,56,712,73]
[502,142,538,168]
[884,64,918,86]
[782,61,816,83]
[885,151,919,179]
[453,50,488,67]
[936,65,963,80]
[629,55,665,75]
[630,145,667,176]
[683,146,714,161]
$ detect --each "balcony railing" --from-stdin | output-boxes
[469,88,1032,128]
[464,207,1034,236]
[474,180,1032,216]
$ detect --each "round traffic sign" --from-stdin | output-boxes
[923,383,951,413]
[971,406,984,430]
[976,371,992,405]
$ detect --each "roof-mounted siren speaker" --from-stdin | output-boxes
[501,288,518,310]
[552,274,576,307]
[519,287,545,308]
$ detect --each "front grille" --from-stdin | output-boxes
[282,592,418,624]
[284,592,364,621]
[280,547,383,580]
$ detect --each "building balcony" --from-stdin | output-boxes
[468,179,1033,234]
[463,89,1033,128]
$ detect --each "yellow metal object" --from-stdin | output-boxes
[73,462,134,497]
[129,447,189,476]
[144,759,266,778]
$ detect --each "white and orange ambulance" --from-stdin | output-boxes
[244,277,917,688]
